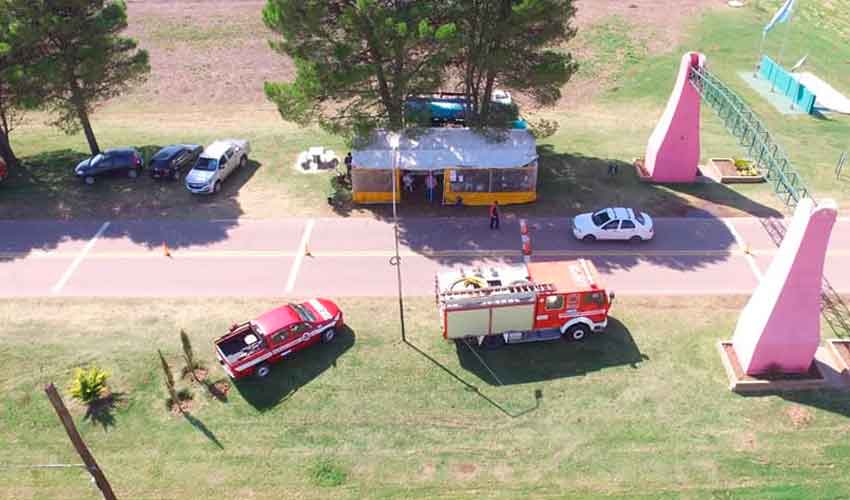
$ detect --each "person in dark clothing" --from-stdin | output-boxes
[344,152,353,180]
[489,200,500,230]
[607,161,619,176]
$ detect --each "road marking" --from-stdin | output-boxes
[51,221,111,294]
[723,219,763,281]
[2,248,754,259]
[285,219,315,293]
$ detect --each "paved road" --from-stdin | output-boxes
[1,216,849,297]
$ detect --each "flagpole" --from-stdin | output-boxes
[754,31,766,78]
[776,4,795,67]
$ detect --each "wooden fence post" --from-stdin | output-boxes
[43,383,117,500]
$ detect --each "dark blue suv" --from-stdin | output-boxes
[74,148,143,185]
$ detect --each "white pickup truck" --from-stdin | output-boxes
[185,139,251,194]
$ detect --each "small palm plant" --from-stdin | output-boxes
[68,366,109,404]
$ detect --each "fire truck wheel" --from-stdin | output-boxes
[582,234,596,242]
[565,324,590,341]
[321,328,336,344]
[255,364,271,379]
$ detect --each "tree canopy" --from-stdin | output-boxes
[450,0,578,128]
[264,0,577,137]
[263,0,457,137]
[1,0,149,158]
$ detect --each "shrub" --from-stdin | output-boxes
[180,329,203,378]
[68,366,109,404]
[158,349,180,412]
[309,458,348,487]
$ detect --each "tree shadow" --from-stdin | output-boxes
[83,391,126,431]
[182,411,224,449]
[323,149,783,277]
[455,317,647,385]
[778,389,850,419]
[0,149,263,262]
[233,325,356,411]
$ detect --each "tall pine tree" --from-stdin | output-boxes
[450,0,578,128]
[263,0,457,137]
[23,0,149,155]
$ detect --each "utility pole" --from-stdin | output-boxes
[44,384,117,500]
[389,134,406,342]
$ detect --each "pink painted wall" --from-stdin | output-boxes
[643,52,705,183]
[732,198,838,375]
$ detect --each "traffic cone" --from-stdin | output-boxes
[163,241,171,257]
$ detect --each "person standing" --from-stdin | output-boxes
[344,152,353,180]
[425,172,437,203]
[489,200,500,230]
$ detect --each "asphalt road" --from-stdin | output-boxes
[1,216,848,298]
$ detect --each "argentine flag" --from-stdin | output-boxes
[763,0,796,34]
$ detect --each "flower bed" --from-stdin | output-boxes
[705,157,766,184]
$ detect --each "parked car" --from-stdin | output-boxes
[185,139,250,194]
[74,148,143,185]
[214,299,344,380]
[0,156,7,183]
[572,207,654,242]
[149,144,203,180]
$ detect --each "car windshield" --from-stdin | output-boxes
[153,150,173,160]
[90,154,104,165]
[591,210,611,226]
[194,157,218,171]
[289,303,317,323]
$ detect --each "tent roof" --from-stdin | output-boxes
[352,128,538,170]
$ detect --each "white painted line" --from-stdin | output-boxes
[51,221,111,294]
[723,219,763,281]
[285,219,315,293]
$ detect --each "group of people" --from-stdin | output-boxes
[403,171,439,202]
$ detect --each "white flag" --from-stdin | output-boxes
[764,0,796,34]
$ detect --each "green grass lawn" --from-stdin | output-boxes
[598,2,850,204]
[3,297,850,499]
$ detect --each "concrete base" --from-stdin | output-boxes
[717,341,848,393]
[827,339,850,376]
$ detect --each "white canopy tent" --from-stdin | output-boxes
[352,128,538,170]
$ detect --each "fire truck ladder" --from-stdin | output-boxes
[439,281,556,306]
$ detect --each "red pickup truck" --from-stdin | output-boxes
[214,299,344,380]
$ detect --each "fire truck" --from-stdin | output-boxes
[436,259,614,348]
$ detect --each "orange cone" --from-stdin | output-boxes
[163,241,171,257]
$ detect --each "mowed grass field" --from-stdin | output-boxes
[2,297,850,499]
[4,2,849,220]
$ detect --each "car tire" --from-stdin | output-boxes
[84,176,95,185]
[565,323,590,341]
[213,180,221,194]
[128,168,138,179]
[255,364,271,379]
[582,234,596,242]
[321,328,336,344]
[630,235,642,243]
[239,157,246,169]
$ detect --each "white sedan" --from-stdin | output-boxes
[572,208,654,242]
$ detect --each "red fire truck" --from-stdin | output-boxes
[436,259,614,347]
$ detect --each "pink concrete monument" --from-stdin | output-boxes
[639,52,705,183]
[731,198,837,375]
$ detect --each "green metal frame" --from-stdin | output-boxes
[688,66,812,208]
